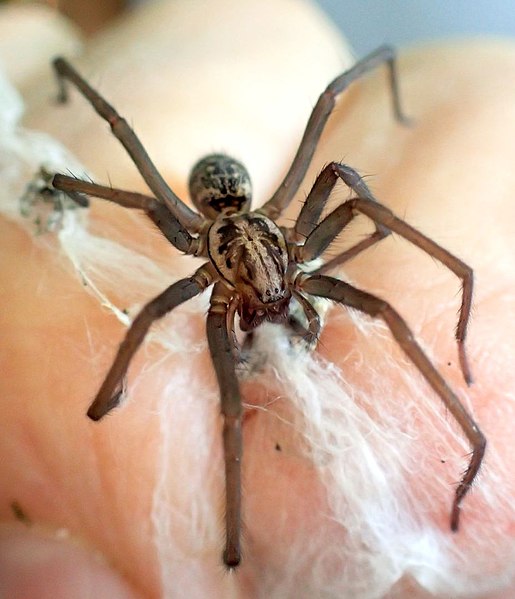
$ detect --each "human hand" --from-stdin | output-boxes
[1,1,514,598]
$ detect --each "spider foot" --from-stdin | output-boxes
[87,377,127,421]
[458,340,473,385]
[398,112,415,128]
[223,546,241,569]
[450,502,461,532]
[19,167,88,234]
[52,58,71,104]
[449,431,486,531]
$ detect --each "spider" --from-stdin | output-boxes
[50,46,485,568]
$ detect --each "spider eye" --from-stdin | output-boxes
[209,195,247,214]
[188,153,252,219]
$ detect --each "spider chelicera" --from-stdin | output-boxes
[51,46,485,568]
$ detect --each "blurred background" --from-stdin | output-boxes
[316,0,515,54]
[2,0,515,51]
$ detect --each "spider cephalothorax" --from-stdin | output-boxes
[208,208,290,330]
[51,47,485,569]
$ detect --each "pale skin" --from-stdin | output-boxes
[1,2,515,598]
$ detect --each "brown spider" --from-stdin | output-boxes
[51,46,485,568]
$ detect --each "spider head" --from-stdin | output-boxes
[188,154,252,219]
[236,252,292,331]
[236,228,292,331]
[238,292,291,331]
[208,212,292,331]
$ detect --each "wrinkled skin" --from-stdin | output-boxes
[1,1,514,598]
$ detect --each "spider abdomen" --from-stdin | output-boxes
[188,154,252,219]
[208,212,291,330]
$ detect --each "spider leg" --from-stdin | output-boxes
[289,160,390,269]
[260,45,409,220]
[206,283,243,568]
[317,229,389,273]
[53,57,205,233]
[285,162,389,276]
[88,263,215,421]
[296,162,474,384]
[53,174,200,255]
[296,273,486,532]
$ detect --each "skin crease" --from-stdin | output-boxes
[1,1,515,598]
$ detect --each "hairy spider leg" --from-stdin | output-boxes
[295,273,486,532]
[206,283,243,568]
[260,45,410,221]
[293,164,390,269]
[88,264,215,421]
[53,58,205,232]
[297,162,474,385]
[52,174,198,254]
